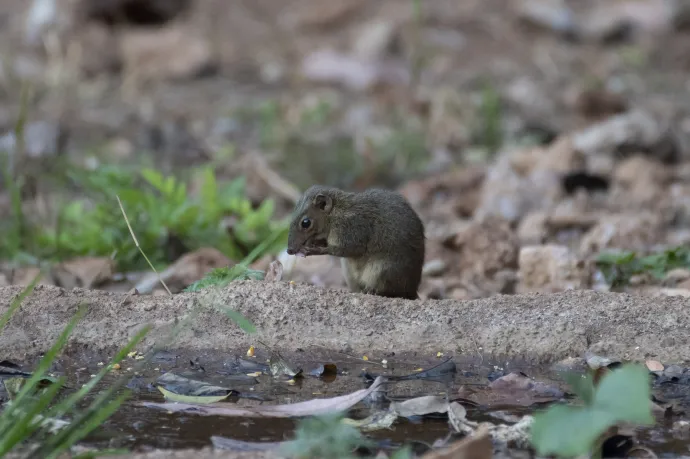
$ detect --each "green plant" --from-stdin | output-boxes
[3,164,287,271]
[530,364,654,458]
[596,246,690,287]
[184,265,265,292]
[280,413,375,459]
[0,275,150,458]
[476,81,503,154]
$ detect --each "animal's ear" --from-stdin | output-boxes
[313,193,333,213]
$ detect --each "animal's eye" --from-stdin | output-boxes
[301,217,312,229]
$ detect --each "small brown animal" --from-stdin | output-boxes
[287,185,425,300]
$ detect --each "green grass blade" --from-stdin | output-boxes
[40,392,131,459]
[46,324,150,419]
[0,377,65,455]
[0,273,40,331]
[2,305,86,421]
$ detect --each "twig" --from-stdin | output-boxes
[116,194,172,296]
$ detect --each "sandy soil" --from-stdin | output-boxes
[1,281,688,364]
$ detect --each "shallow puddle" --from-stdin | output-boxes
[6,348,690,456]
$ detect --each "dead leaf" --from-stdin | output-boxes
[211,436,288,452]
[448,401,476,435]
[120,24,216,84]
[11,267,53,287]
[391,395,449,417]
[365,358,456,384]
[342,409,398,431]
[268,348,303,379]
[265,260,283,282]
[142,375,386,418]
[646,360,664,372]
[154,373,238,404]
[136,247,231,293]
[52,256,115,289]
[456,372,563,408]
[422,424,492,459]
[221,357,269,376]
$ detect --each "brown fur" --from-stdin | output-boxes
[287,185,425,300]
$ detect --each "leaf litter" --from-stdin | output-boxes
[142,375,387,418]
[125,348,690,457]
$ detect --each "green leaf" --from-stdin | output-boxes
[220,308,257,334]
[562,372,595,406]
[200,167,218,207]
[531,404,616,457]
[593,364,654,425]
[254,199,275,223]
[141,168,165,192]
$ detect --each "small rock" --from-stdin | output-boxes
[0,120,67,159]
[517,211,548,245]
[475,138,583,223]
[514,0,577,38]
[585,351,621,370]
[518,245,591,293]
[663,268,690,286]
[451,216,519,280]
[75,23,122,77]
[301,49,409,91]
[663,364,685,379]
[422,259,447,277]
[52,257,115,289]
[645,360,664,372]
[351,19,397,61]
[579,212,664,256]
[579,5,634,43]
[573,109,678,164]
[669,184,690,226]
[120,25,215,83]
[613,155,670,186]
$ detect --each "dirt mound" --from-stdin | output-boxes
[1,281,688,363]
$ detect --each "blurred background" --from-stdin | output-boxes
[1,0,690,299]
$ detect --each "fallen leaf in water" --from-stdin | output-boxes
[448,401,477,435]
[222,356,269,375]
[365,358,456,384]
[3,376,59,400]
[142,376,386,418]
[342,409,398,431]
[268,348,303,379]
[422,424,492,459]
[391,396,449,418]
[456,372,563,408]
[265,260,283,282]
[0,361,31,378]
[154,373,237,403]
[646,360,664,372]
[211,436,288,452]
